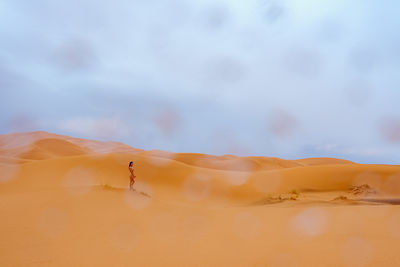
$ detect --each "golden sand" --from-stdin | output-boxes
[1,131,400,266]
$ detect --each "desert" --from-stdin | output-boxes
[1,131,400,266]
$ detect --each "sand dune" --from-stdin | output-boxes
[19,138,88,160]
[1,131,400,266]
[0,131,142,158]
[141,150,353,172]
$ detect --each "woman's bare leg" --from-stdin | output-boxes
[130,179,134,190]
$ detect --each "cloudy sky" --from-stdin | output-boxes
[1,0,399,163]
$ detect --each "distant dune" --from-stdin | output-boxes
[18,138,88,160]
[1,131,400,266]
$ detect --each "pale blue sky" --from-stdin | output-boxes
[1,0,399,163]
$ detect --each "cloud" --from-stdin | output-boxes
[306,143,386,159]
[380,117,400,144]
[1,0,400,164]
[58,116,129,140]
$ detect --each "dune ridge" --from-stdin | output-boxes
[1,131,399,202]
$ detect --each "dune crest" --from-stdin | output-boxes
[19,138,88,160]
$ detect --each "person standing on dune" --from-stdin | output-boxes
[129,161,136,190]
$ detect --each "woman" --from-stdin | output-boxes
[129,161,136,190]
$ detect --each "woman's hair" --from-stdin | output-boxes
[129,161,133,167]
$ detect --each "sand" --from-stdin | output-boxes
[1,131,400,266]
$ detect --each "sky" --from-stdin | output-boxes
[0,0,400,164]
